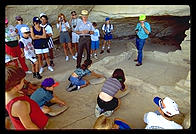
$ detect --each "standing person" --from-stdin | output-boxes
[75,10,95,68]
[5,17,31,74]
[134,14,151,66]
[144,96,183,129]
[69,11,81,58]
[95,68,127,117]
[30,78,67,114]
[15,16,29,39]
[5,65,48,130]
[100,17,113,54]
[57,13,77,61]
[30,16,54,74]
[40,13,55,67]
[91,22,100,59]
[19,27,42,79]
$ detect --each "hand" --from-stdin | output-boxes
[21,53,24,58]
[59,101,66,106]
[141,23,145,28]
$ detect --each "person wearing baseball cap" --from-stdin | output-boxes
[134,14,151,66]
[19,27,42,79]
[30,78,67,114]
[144,96,183,129]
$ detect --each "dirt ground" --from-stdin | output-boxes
[7,38,189,129]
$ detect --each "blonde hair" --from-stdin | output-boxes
[93,115,114,129]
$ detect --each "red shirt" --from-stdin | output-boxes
[6,95,48,130]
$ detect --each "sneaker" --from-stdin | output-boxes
[39,67,44,74]
[107,49,110,53]
[72,56,77,60]
[94,54,98,59]
[48,66,54,72]
[136,63,142,66]
[100,50,104,54]
[33,72,36,78]
[65,56,69,61]
[36,72,42,79]
[95,104,103,117]
[25,70,32,74]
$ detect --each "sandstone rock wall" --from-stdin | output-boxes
[5,5,190,39]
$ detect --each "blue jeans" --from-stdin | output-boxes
[136,38,146,64]
[69,76,86,86]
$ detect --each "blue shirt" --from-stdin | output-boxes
[15,24,29,38]
[75,20,95,36]
[135,22,151,39]
[30,88,53,107]
[74,68,91,79]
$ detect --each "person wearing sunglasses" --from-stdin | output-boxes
[144,96,183,129]
[69,11,82,58]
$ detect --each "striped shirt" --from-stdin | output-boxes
[101,77,122,97]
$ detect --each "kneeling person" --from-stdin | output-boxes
[30,78,67,114]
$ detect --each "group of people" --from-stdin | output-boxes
[5,9,183,130]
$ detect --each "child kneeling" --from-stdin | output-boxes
[30,78,67,114]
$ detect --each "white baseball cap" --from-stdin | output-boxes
[20,27,30,33]
[154,96,180,117]
[40,13,47,18]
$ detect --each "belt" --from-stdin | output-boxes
[60,31,68,33]
[80,35,90,38]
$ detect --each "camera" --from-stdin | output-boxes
[73,25,76,28]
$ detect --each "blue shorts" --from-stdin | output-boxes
[104,34,112,40]
[69,76,86,86]
[91,41,99,50]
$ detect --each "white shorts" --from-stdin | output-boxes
[72,32,79,43]
[35,48,49,55]
[28,57,37,64]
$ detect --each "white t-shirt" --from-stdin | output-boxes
[56,22,70,32]
[91,29,100,41]
[40,24,53,35]
[144,112,183,129]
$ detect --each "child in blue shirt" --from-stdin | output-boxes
[15,16,29,39]
[91,22,100,59]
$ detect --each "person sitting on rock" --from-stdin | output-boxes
[95,68,127,117]
[144,96,183,129]
[67,59,104,91]
[93,115,131,129]
[30,77,67,115]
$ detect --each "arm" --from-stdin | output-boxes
[12,101,39,129]
[141,23,150,35]
[50,94,66,106]
[30,27,40,40]
[91,71,104,78]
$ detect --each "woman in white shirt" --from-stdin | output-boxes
[56,13,77,61]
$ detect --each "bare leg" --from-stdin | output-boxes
[63,43,68,56]
[68,42,75,56]
[43,53,50,66]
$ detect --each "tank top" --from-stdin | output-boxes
[32,26,48,49]
[6,95,48,130]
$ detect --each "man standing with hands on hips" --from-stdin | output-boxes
[134,14,151,66]
[75,10,95,68]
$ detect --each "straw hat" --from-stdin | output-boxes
[79,10,89,16]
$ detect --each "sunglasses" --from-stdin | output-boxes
[17,19,23,21]
[72,14,77,16]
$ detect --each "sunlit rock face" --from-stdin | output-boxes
[5,5,190,39]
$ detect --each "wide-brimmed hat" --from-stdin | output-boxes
[80,10,89,16]
[153,96,180,117]
[41,78,59,87]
